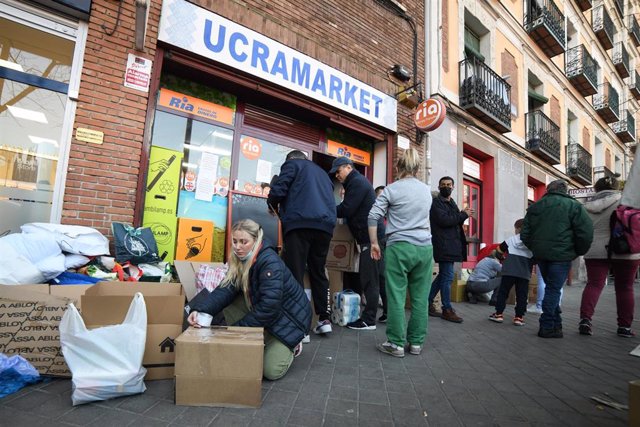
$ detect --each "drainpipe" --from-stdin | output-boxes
[423,0,434,185]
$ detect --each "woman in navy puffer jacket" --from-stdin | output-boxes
[188,219,311,380]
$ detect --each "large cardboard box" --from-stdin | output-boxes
[325,224,359,272]
[175,326,264,408]
[81,282,185,380]
[0,284,91,376]
[174,261,225,301]
[630,380,640,427]
[175,218,214,262]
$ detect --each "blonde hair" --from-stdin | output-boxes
[396,147,421,179]
[220,219,263,308]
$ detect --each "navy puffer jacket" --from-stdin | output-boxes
[189,241,311,350]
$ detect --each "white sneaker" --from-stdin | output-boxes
[526,304,542,314]
[313,320,332,335]
[302,334,310,343]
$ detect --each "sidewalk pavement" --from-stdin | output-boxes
[1,280,637,426]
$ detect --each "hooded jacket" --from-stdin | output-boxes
[189,240,312,350]
[583,190,640,260]
[430,195,468,262]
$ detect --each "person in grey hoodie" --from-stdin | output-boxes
[578,177,640,338]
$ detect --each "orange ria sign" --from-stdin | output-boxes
[158,89,235,125]
[326,140,371,165]
[414,98,446,131]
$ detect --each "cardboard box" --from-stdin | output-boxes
[175,218,214,262]
[325,224,359,272]
[0,284,91,376]
[175,326,263,407]
[81,282,186,380]
[450,279,467,303]
[174,261,225,301]
[630,380,640,427]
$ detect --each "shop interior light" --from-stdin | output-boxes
[181,162,199,169]
[7,105,48,123]
[212,131,233,140]
[183,144,231,156]
[0,59,24,72]
[28,135,59,147]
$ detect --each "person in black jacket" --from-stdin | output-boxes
[331,156,380,330]
[267,150,336,337]
[427,176,474,323]
[187,219,312,380]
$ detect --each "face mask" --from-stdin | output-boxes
[234,249,254,262]
[439,187,452,198]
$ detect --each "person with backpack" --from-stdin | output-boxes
[578,177,640,338]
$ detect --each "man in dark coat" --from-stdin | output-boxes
[268,150,336,336]
[428,176,474,323]
[331,156,380,330]
[521,179,593,338]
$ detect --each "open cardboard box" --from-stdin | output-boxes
[174,261,226,301]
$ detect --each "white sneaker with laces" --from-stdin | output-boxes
[526,304,543,314]
[313,320,332,335]
[302,334,310,343]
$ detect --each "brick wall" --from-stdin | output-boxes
[501,50,518,116]
[550,95,560,126]
[442,0,449,73]
[582,127,590,150]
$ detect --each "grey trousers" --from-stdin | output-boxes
[466,277,502,295]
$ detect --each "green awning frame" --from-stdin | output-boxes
[528,90,549,104]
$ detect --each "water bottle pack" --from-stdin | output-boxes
[330,290,360,326]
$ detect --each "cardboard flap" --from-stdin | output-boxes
[84,282,184,296]
[0,285,59,303]
[174,261,225,301]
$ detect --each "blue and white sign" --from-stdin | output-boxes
[158,0,397,131]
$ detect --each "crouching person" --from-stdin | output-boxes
[187,219,311,380]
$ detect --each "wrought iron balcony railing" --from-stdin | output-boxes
[566,140,593,185]
[525,110,561,165]
[593,165,616,180]
[630,71,640,100]
[612,110,636,143]
[565,45,599,96]
[524,0,566,57]
[459,56,512,133]
[575,0,592,11]
[613,42,630,78]
[592,82,620,123]
[592,5,615,50]
[630,15,640,47]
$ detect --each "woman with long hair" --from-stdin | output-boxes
[367,148,433,357]
[187,219,311,379]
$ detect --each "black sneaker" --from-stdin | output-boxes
[579,319,592,336]
[347,319,376,330]
[467,293,478,304]
[538,328,563,338]
[378,314,388,323]
[617,327,636,338]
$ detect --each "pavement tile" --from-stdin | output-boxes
[143,400,187,422]
[286,408,324,427]
[387,391,420,409]
[264,390,298,407]
[210,413,251,426]
[171,406,220,426]
[358,389,388,405]
[4,390,56,410]
[390,407,428,426]
[328,385,358,401]
[325,398,357,417]
[358,402,391,421]
[117,393,162,414]
[58,403,107,425]
[89,409,141,426]
[294,392,326,412]
[321,413,351,426]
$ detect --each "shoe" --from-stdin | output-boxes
[302,334,311,343]
[617,327,636,338]
[578,319,592,336]
[441,308,463,323]
[513,316,525,326]
[313,320,332,335]
[428,303,441,317]
[378,314,388,323]
[405,344,422,355]
[347,319,376,330]
[377,341,405,358]
[526,305,543,314]
[294,342,303,358]
[488,313,504,323]
[467,293,478,304]
[538,328,563,338]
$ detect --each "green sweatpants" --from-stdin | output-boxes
[223,296,294,380]
[384,242,433,347]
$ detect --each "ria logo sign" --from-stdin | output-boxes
[414,98,446,131]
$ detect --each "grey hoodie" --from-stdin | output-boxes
[584,190,640,260]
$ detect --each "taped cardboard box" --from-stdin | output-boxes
[325,224,359,272]
[304,270,342,326]
[175,326,263,408]
[81,282,186,380]
[0,284,91,377]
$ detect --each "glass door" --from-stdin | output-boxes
[462,179,481,266]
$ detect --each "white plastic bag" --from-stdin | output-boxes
[21,223,110,256]
[60,293,148,406]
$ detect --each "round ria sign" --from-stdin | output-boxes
[414,98,446,131]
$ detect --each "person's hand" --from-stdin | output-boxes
[464,207,475,217]
[187,311,201,328]
[370,243,381,260]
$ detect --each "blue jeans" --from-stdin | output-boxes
[537,260,571,330]
[429,262,454,309]
[535,268,563,310]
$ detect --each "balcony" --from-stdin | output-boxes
[593,165,616,181]
[630,15,640,47]
[575,0,592,11]
[525,110,561,165]
[524,0,566,57]
[565,45,599,96]
[612,42,630,78]
[630,71,640,100]
[612,110,636,143]
[459,57,512,133]
[566,140,593,185]
[592,5,615,50]
[592,82,619,123]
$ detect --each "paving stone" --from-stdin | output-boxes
[286,408,323,427]
[143,400,187,422]
[294,392,326,412]
[5,390,56,411]
[321,413,351,426]
[358,389,388,405]
[117,394,162,414]
[210,413,251,426]
[171,406,220,426]
[328,385,358,401]
[325,398,357,417]
[58,403,107,425]
[357,402,391,421]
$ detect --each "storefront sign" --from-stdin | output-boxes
[124,54,152,92]
[326,140,371,166]
[240,137,262,160]
[76,127,104,144]
[158,89,235,125]
[568,187,595,198]
[414,98,446,131]
[158,0,397,131]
